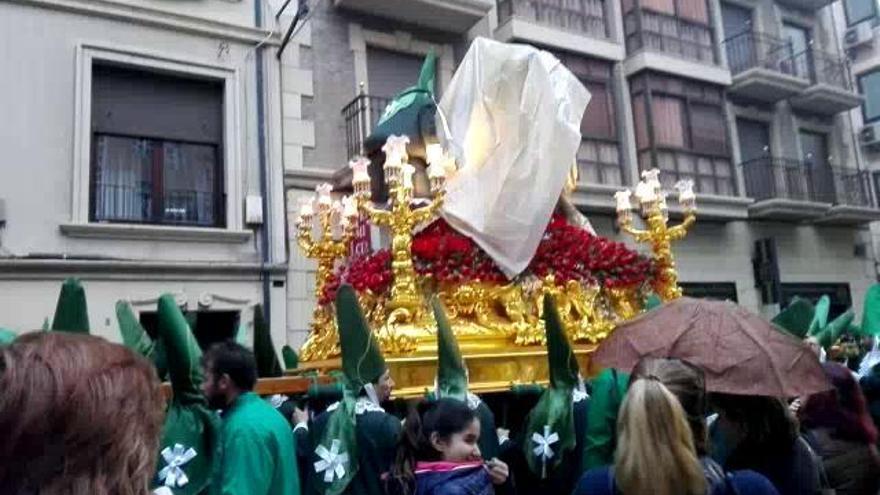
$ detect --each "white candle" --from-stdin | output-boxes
[426,143,444,166]
[658,191,669,210]
[401,163,416,190]
[382,134,410,166]
[297,197,314,218]
[316,183,333,209]
[341,195,358,220]
[428,160,446,180]
[674,179,696,203]
[443,155,457,177]
[614,190,633,212]
[634,180,656,203]
[349,156,371,184]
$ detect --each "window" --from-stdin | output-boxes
[859,70,880,124]
[629,73,734,195]
[367,48,432,99]
[553,51,623,186]
[844,0,877,26]
[780,283,852,320]
[681,282,738,302]
[90,63,224,228]
[624,0,715,63]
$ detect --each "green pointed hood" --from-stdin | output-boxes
[375,51,436,127]
[522,294,578,479]
[772,297,814,339]
[0,328,16,346]
[51,278,90,333]
[817,309,855,349]
[545,295,580,389]
[282,345,299,370]
[433,297,468,401]
[153,294,219,494]
[311,389,359,495]
[253,305,283,378]
[157,294,203,403]
[859,284,880,337]
[808,295,831,337]
[337,285,386,392]
[116,300,168,380]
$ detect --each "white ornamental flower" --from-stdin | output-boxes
[158,443,198,488]
[314,439,350,483]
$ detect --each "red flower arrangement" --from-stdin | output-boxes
[411,221,507,284]
[528,214,654,289]
[318,215,655,305]
[319,249,393,305]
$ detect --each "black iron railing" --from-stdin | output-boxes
[807,48,852,91]
[741,157,872,206]
[342,94,391,159]
[497,0,609,39]
[91,183,224,227]
[624,9,716,64]
[723,31,800,76]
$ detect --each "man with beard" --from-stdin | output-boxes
[201,340,300,495]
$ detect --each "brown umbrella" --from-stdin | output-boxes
[592,297,830,397]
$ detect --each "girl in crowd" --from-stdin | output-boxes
[799,362,880,495]
[574,358,778,495]
[387,398,509,495]
[0,332,165,495]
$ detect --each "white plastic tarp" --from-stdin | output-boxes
[437,37,591,279]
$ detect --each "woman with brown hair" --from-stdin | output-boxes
[0,331,165,495]
[574,358,778,495]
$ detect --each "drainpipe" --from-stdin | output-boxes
[255,0,272,324]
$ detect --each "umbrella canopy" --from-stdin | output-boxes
[593,297,830,398]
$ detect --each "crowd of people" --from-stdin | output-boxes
[1,284,880,495]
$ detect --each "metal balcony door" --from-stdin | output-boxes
[800,130,834,202]
[722,3,754,71]
[737,118,773,197]
[782,24,812,79]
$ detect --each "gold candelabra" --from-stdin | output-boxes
[295,183,359,361]
[614,169,696,301]
[349,137,453,326]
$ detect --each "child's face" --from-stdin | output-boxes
[431,418,482,462]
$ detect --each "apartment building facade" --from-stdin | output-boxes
[285,0,880,346]
[0,0,290,349]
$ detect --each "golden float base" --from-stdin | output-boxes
[299,343,598,398]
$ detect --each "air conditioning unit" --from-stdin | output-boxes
[845,18,878,50]
[860,123,880,150]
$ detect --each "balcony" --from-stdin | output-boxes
[789,49,863,115]
[774,0,835,13]
[622,9,731,85]
[741,157,879,223]
[495,0,623,61]
[342,93,390,160]
[333,0,493,33]
[723,32,810,103]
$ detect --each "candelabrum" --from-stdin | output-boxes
[614,169,696,301]
[296,183,359,361]
[350,137,453,328]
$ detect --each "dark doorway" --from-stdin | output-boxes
[681,282,739,302]
[140,310,240,351]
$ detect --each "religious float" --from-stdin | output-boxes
[293,39,698,397]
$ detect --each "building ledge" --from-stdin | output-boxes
[60,223,252,243]
[284,167,350,191]
[9,0,279,44]
[0,258,287,279]
[494,18,624,62]
[747,198,831,221]
[813,205,880,226]
[333,0,492,33]
[624,51,732,86]
[789,84,863,115]
[728,68,810,103]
